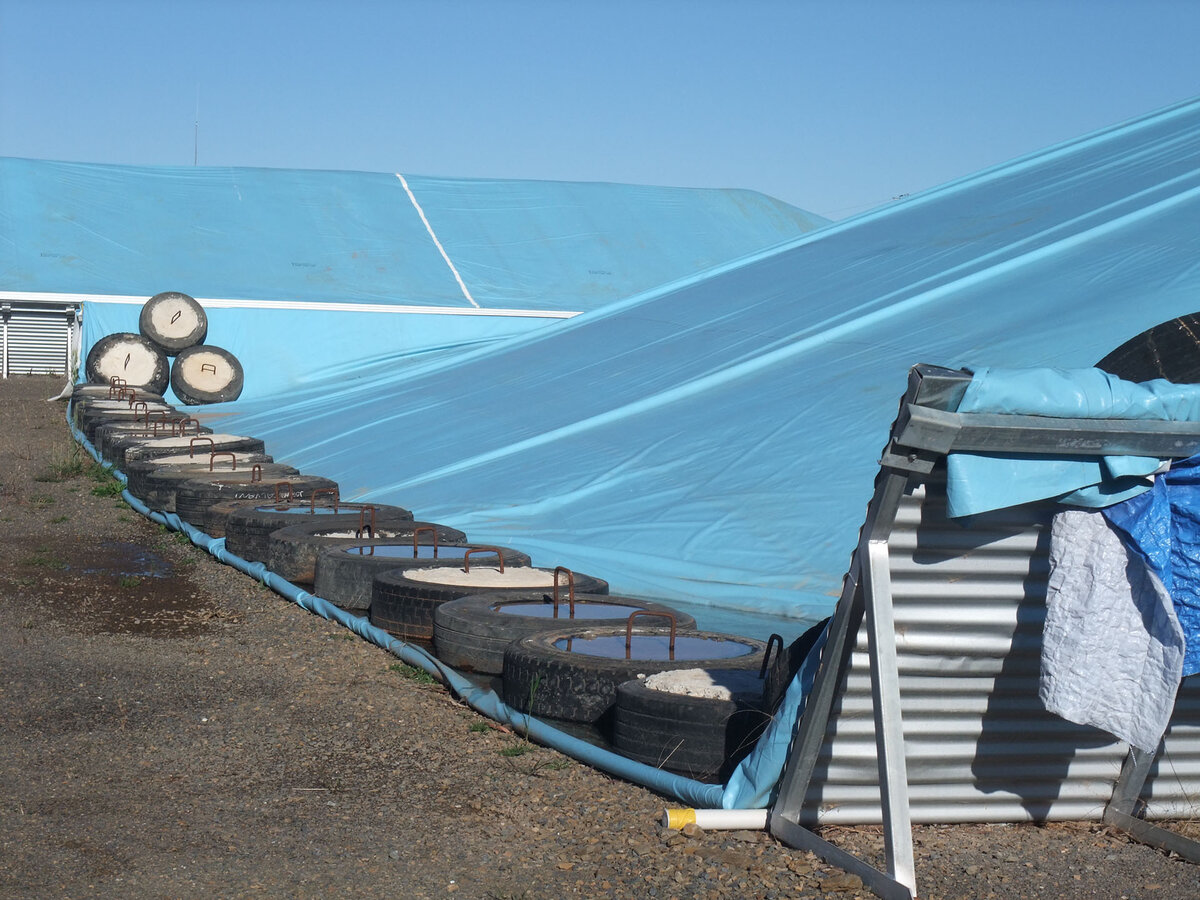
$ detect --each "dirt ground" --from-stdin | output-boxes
[2,374,1198,899]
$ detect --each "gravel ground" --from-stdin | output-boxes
[2,374,1198,899]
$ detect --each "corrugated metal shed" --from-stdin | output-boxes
[802,471,1200,825]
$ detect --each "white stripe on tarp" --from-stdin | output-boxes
[395,172,479,309]
[0,292,580,319]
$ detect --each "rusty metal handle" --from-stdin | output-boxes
[552,566,576,619]
[200,362,217,375]
[109,376,125,387]
[178,417,201,436]
[209,450,237,471]
[356,505,378,538]
[310,487,339,511]
[626,610,677,660]
[760,633,784,679]
[121,388,136,404]
[189,436,216,457]
[170,310,182,324]
[412,524,439,559]
[462,548,504,574]
[270,479,289,499]
[133,400,148,421]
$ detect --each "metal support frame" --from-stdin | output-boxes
[769,464,919,900]
[769,363,1200,899]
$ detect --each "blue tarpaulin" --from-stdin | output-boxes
[18,98,1200,627]
[188,96,1200,625]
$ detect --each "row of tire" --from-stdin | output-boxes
[72,381,819,781]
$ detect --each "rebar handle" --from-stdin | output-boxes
[208,451,237,471]
[760,633,784,679]
[626,610,677,660]
[412,524,439,559]
[189,436,216,457]
[462,548,504,574]
[552,566,576,619]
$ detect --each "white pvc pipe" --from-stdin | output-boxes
[662,808,768,830]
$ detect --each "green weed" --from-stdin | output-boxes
[34,444,87,482]
[91,479,124,498]
[29,494,56,509]
[388,662,436,684]
[469,721,491,733]
[50,515,69,524]
[498,743,533,758]
[21,548,65,570]
[117,575,141,588]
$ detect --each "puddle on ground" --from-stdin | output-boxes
[14,538,233,638]
[71,541,175,578]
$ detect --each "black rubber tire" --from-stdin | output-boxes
[174,475,340,536]
[85,333,170,395]
[78,407,181,443]
[73,399,176,434]
[131,462,299,513]
[315,541,533,612]
[501,628,766,726]
[94,420,212,463]
[612,676,771,781]
[139,291,208,355]
[1097,312,1200,383]
[124,451,276,504]
[370,569,610,644]
[119,434,267,468]
[761,618,829,712]
[170,345,245,405]
[223,501,415,565]
[71,384,166,403]
[432,592,695,675]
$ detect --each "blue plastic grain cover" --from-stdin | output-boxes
[46,95,1200,622]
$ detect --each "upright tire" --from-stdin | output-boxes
[85,333,170,395]
[613,674,771,781]
[171,345,244,405]
[139,291,208,355]
[501,628,766,726]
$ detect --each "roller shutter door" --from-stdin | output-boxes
[2,303,77,377]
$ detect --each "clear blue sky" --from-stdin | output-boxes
[1,0,1197,219]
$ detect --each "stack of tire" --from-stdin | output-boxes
[84,291,244,405]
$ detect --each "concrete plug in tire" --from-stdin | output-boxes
[612,671,772,782]
[84,333,170,395]
[133,462,299,513]
[432,585,694,675]
[370,565,610,645]
[139,291,208,355]
[119,433,267,468]
[224,501,416,571]
[174,474,340,537]
[123,450,277,505]
[170,345,244,405]
[94,418,211,463]
[264,519,465,585]
[501,623,766,726]
[315,540,532,613]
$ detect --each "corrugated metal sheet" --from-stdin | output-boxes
[800,468,1200,825]
[2,302,74,376]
